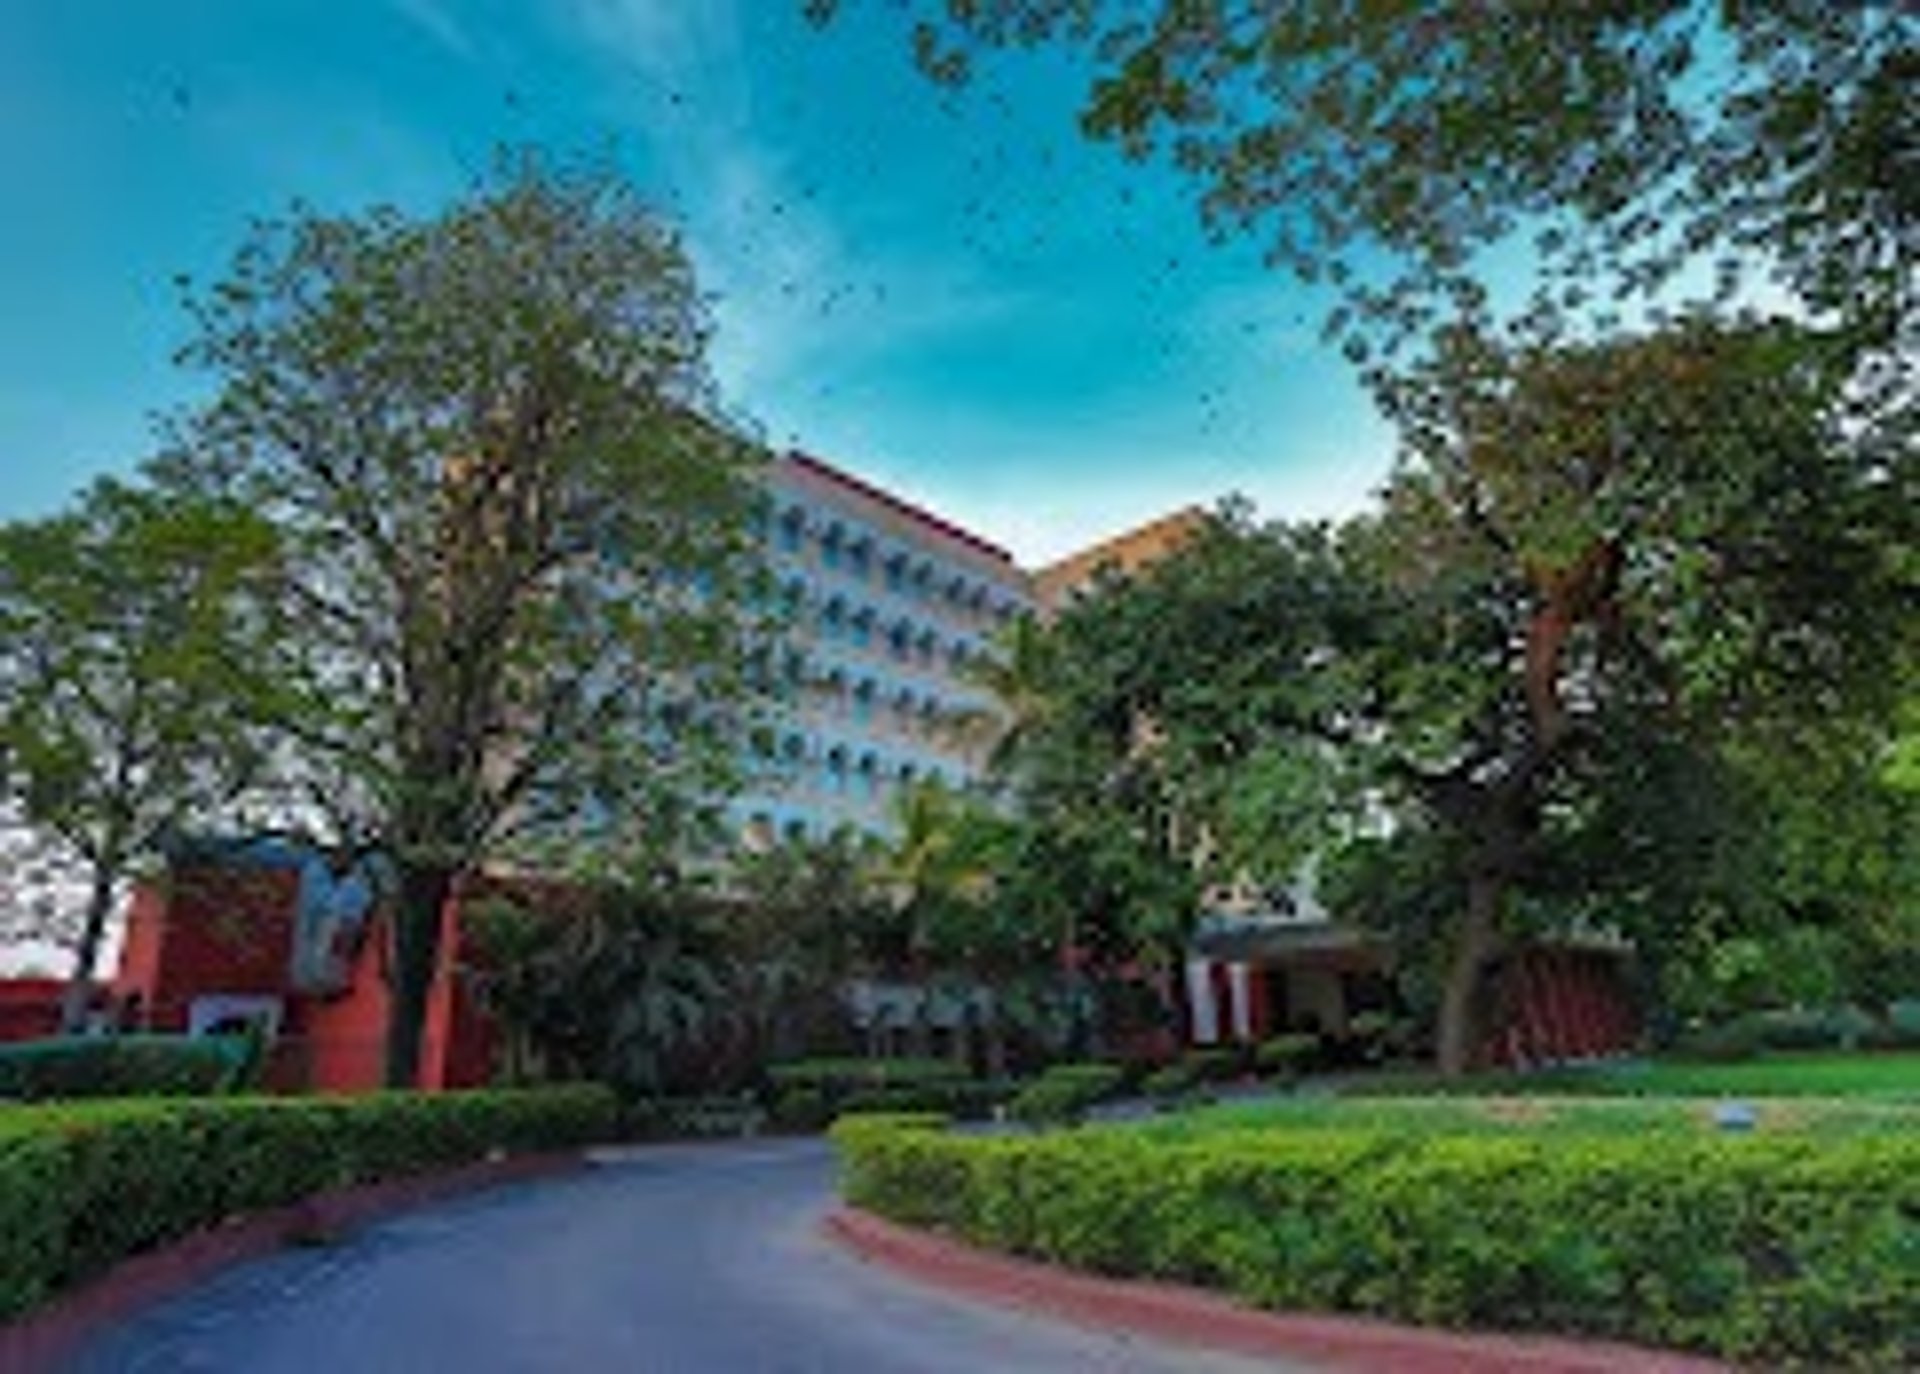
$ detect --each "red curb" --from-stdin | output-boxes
[0,1150,587,1374]
[825,1208,1735,1374]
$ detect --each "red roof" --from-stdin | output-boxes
[782,451,1017,568]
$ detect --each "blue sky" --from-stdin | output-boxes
[0,0,1397,565]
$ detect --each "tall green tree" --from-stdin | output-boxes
[815,2,1914,358]
[1046,317,1910,1072]
[0,480,282,1029]
[727,829,888,1061]
[160,153,768,1086]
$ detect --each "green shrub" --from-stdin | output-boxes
[832,1113,1919,1368]
[768,1085,834,1133]
[1751,1009,1835,1051]
[0,1084,615,1319]
[1140,1062,1201,1103]
[1183,1047,1246,1083]
[1255,1034,1319,1082]
[836,1078,1019,1122]
[765,1057,965,1095]
[1007,1063,1125,1127]
[1671,1018,1762,1063]
[762,1058,991,1131]
[1867,999,1920,1049]
[0,1036,251,1102]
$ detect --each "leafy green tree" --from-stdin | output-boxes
[0,480,282,1029]
[815,2,1914,358]
[727,829,888,1061]
[464,875,728,1096]
[159,153,768,1086]
[1043,317,1909,1072]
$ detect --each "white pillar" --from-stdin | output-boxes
[1185,958,1219,1044]
[1228,962,1253,1042]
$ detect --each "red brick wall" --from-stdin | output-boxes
[0,979,66,1043]
[115,867,300,1033]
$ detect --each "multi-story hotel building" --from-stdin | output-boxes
[728,452,1035,845]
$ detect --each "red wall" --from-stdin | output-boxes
[115,866,300,1033]
[0,979,66,1043]
[1490,948,1637,1066]
[109,863,498,1095]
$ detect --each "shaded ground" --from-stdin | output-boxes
[68,1138,1305,1374]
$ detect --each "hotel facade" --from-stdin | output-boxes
[23,451,1633,1089]
[728,452,1034,846]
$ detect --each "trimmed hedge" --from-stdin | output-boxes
[762,1058,992,1132]
[1007,1063,1125,1127]
[0,1084,615,1319]
[833,1115,1919,1368]
[766,1057,966,1094]
[1254,1034,1318,1081]
[0,1035,258,1102]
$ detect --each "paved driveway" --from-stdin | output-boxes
[69,1139,1306,1373]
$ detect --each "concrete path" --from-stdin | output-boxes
[67,1139,1309,1373]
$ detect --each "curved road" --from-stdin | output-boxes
[71,1138,1303,1373]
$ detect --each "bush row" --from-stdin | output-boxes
[831,1115,1919,1368]
[1006,1063,1125,1126]
[1675,1002,1920,1061]
[765,1057,967,1094]
[0,1035,261,1102]
[0,1084,616,1319]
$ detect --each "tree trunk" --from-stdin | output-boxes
[1435,874,1502,1078]
[61,862,119,1035]
[386,862,454,1089]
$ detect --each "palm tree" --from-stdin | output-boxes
[948,614,1061,784]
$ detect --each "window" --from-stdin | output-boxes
[850,606,874,648]
[916,629,937,666]
[853,678,876,724]
[821,521,844,569]
[884,552,907,593]
[783,818,808,844]
[888,619,912,660]
[778,508,805,554]
[847,537,872,580]
[820,596,846,639]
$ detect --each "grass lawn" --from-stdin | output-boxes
[1133,1091,1918,1140]
[1313,1049,1920,1102]
[1129,1051,1920,1141]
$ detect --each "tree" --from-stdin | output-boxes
[815,2,1915,360]
[1041,317,1910,1072]
[160,153,768,1086]
[727,828,888,1062]
[464,873,729,1096]
[0,479,282,1029]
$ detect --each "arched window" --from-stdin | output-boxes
[778,506,806,554]
[820,521,845,569]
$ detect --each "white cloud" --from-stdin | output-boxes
[388,0,481,62]
[547,0,1026,413]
